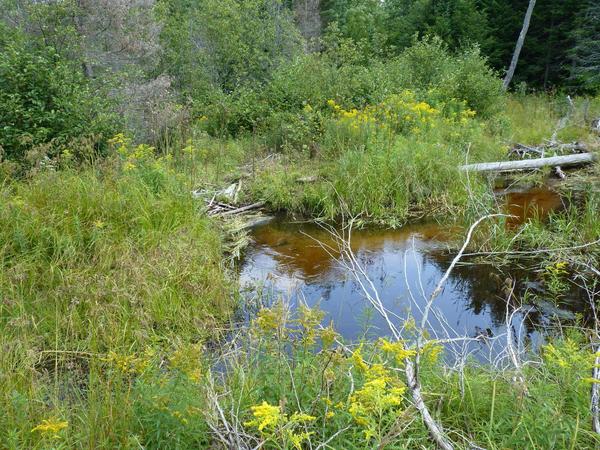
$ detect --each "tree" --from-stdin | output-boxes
[158,0,303,96]
[0,0,188,144]
[503,0,536,90]
[384,0,489,52]
[569,1,600,91]
[292,0,322,46]
[321,0,389,58]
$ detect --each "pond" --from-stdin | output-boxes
[239,184,587,356]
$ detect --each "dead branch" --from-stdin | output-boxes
[592,344,600,434]
[219,201,265,216]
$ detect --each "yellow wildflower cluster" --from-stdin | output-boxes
[245,401,284,431]
[327,91,443,136]
[296,305,325,346]
[109,133,171,173]
[327,99,378,133]
[377,91,441,133]
[545,261,569,277]
[31,418,68,438]
[108,132,130,153]
[244,401,316,448]
[170,342,204,383]
[421,340,444,364]
[103,349,153,375]
[378,338,417,365]
[379,337,442,365]
[351,344,369,373]
[254,304,337,349]
[543,338,589,370]
[319,322,338,350]
[327,91,477,139]
[253,303,288,336]
[348,363,407,440]
[543,260,570,298]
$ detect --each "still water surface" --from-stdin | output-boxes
[239,185,584,353]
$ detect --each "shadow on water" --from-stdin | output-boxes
[239,184,590,355]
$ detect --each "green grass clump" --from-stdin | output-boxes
[249,96,502,225]
[0,163,233,447]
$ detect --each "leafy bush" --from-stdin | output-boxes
[0,44,117,165]
[391,37,505,117]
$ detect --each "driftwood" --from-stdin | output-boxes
[509,141,587,159]
[218,201,265,216]
[296,175,318,184]
[461,153,596,173]
[193,181,266,219]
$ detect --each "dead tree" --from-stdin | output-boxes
[503,0,536,90]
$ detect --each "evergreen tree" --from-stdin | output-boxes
[384,0,489,51]
[569,1,600,91]
[482,0,589,89]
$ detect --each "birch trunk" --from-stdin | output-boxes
[503,0,537,90]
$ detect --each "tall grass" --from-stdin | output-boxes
[505,94,600,145]
[0,163,233,447]
[249,94,504,225]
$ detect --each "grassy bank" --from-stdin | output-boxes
[244,94,598,223]
[0,160,234,447]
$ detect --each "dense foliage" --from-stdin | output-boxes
[0,43,116,165]
[1,0,598,161]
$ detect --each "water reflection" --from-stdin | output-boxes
[240,218,584,352]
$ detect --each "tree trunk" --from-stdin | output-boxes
[503,0,536,90]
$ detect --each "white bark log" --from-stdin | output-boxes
[460,153,595,173]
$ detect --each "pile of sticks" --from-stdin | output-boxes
[193,182,265,217]
[508,141,588,159]
[205,198,265,217]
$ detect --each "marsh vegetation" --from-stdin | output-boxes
[0,0,599,448]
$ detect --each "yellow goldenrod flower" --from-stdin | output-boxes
[290,412,317,423]
[379,338,417,365]
[31,419,68,437]
[244,401,283,432]
[351,345,368,372]
[123,161,136,172]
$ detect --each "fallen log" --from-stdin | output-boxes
[460,153,596,173]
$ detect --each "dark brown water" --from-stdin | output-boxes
[240,186,586,353]
[495,183,564,228]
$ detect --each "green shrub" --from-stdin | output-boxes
[201,37,505,142]
[391,37,505,117]
[0,44,117,165]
